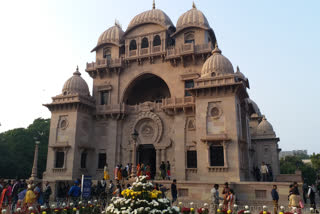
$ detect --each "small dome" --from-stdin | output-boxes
[126,8,173,33]
[246,98,262,117]
[176,3,210,34]
[62,67,90,96]
[92,24,124,52]
[201,44,234,77]
[256,116,276,137]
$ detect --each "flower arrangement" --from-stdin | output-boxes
[259,206,270,214]
[105,175,179,214]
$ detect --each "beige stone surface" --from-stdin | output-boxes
[43,3,282,200]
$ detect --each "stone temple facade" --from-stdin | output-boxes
[43,3,280,188]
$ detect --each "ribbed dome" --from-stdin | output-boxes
[126,8,173,33]
[62,67,90,96]
[92,24,124,52]
[201,44,234,78]
[176,3,210,34]
[246,98,262,117]
[256,117,276,137]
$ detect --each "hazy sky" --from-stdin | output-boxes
[0,0,319,153]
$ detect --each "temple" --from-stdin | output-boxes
[43,2,282,202]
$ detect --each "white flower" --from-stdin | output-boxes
[88,200,92,204]
[310,208,315,212]
[1,209,7,214]
[244,205,249,210]
[204,203,208,207]
[262,205,267,210]
[16,208,21,212]
[28,207,34,211]
[190,202,194,206]
[178,202,182,205]
[70,202,74,206]
[280,206,284,210]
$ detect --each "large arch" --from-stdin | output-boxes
[122,73,171,105]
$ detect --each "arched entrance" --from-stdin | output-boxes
[137,144,156,179]
[123,73,171,105]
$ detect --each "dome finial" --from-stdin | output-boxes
[192,1,196,9]
[212,41,221,54]
[237,65,240,73]
[73,65,81,76]
[152,0,155,9]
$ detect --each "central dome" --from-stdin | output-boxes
[126,8,173,33]
[176,3,210,34]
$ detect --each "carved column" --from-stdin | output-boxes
[131,140,137,176]
[156,149,161,176]
[30,141,40,181]
[161,149,166,163]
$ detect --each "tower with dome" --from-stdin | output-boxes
[43,2,282,201]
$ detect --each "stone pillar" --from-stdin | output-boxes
[131,140,137,177]
[30,141,40,181]
[161,149,166,162]
[173,116,186,180]
[156,149,161,177]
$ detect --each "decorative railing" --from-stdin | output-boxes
[152,46,161,53]
[140,48,149,55]
[129,50,137,57]
[52,168,66,173]
[162,96,195,108]
[86,58,123,71]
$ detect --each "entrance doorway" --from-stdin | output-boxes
[137,144,156,179]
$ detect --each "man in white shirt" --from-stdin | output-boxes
[211,184,223,214]
[260,162,268,181]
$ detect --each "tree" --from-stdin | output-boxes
[280,155,317,185]
[0,118,50,179]
[310,153,320,171]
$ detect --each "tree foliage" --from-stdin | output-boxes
[310,153,320,171]
[0,118,50,179]
[280,155,317,185]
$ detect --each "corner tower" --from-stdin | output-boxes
[43,67,95,182]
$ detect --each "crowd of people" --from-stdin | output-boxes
[104,161,171,182]
[0,179,52,212]
[211,182,235,212]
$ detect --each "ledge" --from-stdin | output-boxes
[200,134,230,142]
[208,166,228,172]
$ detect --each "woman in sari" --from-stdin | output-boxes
[24,184,36,209]
[104,164,110,180]
[0,183,10,210]
[136,163,141,177]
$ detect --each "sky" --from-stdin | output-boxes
[0,0,319,153]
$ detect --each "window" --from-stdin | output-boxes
[141,37,149,48]
[98,153,106,169]
[153,35,161,46]
[185,80,194,96]
[184,32,195,44]
[80,152,87,169]
[103,48,111,60]
[129,40,137,50]
[187,151,197,168]
[100,91,109,105]
[55,151,64,168]
[209,145,224,166]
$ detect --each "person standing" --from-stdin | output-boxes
[260,162,269,182]
[166,161,171,180]
[11,179,20,211]
[308,184,316,209]
[302,182,308,204]
[160,162,166,180]
[171,179,177,204]
[68,181,81,203]
[43,181,52,208]
[289,188,301,214]
[211,184,222,213]
[104,164,110,180]
[222,182,230,210]
[271,185,279,214]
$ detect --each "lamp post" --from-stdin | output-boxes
[131,129,139,177]
[30,138,40,181]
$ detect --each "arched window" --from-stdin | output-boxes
[103,47,111,60]
[80,152,87,169]
[153,35,161,46]
[141,37,149,48]
[129,40,137,50]
[184,32,195,44]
